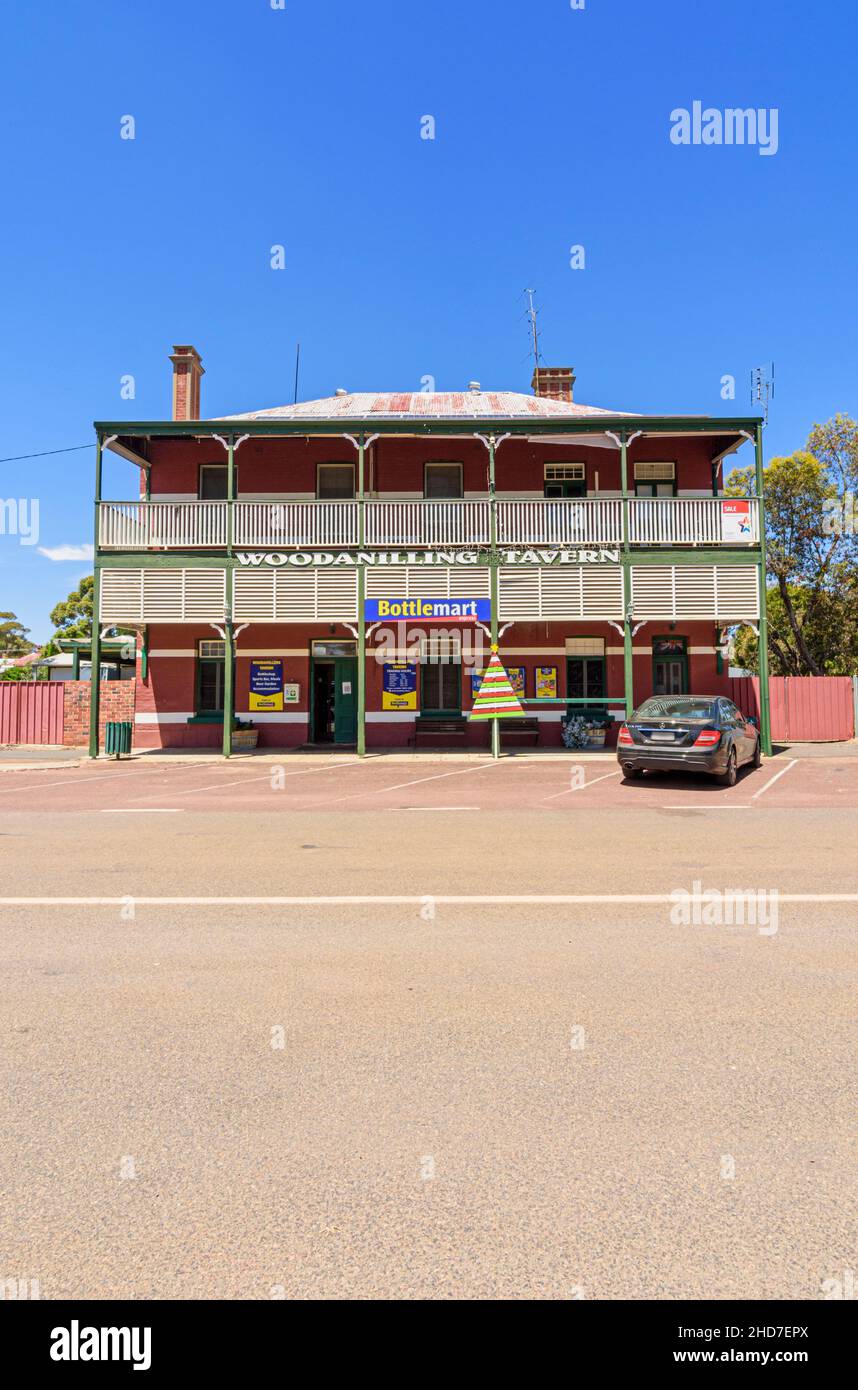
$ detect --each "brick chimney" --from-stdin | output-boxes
[531,366,576,403]
[169,344,205,420]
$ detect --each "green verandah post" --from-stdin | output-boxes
[222,438,235,758]
[619,432,635,719]
[357,433,366,757]
[488,437,500,760]
[88,437,103,758]
[755,423,773,756]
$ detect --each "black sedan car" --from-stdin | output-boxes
[617,695,761,786]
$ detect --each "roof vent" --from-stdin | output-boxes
[335,387,348,397]
[468,381,481,393]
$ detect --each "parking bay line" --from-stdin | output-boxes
[319,760,511,805]
[541,770,621,801]
[3,892,858,908]
[129,759,366,800]
[751,759,799,801]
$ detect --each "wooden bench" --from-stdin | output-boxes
[413,716,469,748]
[499,717,540,748]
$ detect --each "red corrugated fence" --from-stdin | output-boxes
[730,676,855,742]
[0,681,64,744]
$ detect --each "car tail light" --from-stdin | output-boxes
[618,725,634,746]
[693,728,721,747]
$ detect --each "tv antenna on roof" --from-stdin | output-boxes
[751,363,775,426]
[523,288,543,371]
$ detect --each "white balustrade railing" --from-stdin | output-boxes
[98,501,227,548]
[233,501,358,548]
[99,497,761,550]
[497,498,623,546]
[364,500,490,547]
[628,497,760,545]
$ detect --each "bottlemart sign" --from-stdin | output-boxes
[365,597,491,622]
[236,547,621,567]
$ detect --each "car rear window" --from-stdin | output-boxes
[635,698,716,721]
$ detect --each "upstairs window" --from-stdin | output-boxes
[424,462,463,499]
[317,463,355,499]
[199,464,234,500]
[545,463,586,498]
[634,462,676,498]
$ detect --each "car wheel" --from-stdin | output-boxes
[752,737,762,769]
[623,768,643,781]
[720,748,737,787]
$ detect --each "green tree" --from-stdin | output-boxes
[0,611,34,655]
[728,414,858,675]
[50,576,94,642]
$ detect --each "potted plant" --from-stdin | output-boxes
[231,717,259,751]
[561,715,591,750]
[585,715,612,749]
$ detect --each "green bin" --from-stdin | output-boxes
[104,720,132,758]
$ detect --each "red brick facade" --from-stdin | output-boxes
[63,680,136,747]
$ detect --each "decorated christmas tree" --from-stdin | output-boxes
[469,649,525,721]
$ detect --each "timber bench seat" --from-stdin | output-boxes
[499,717,540,747]
[413,716,469,748]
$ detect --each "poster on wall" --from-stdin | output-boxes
[535,666,558,700]
[249,659,284,712]
[507,667,526,698]
[382,663,417,711]
[721,499,752,541]
[472,666,526,698]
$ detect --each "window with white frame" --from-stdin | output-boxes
[544,462,586,498]
[317,463,355,499]
[424,462,463,499]
[633,462,676,497]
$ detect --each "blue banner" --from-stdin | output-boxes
[365,598,490,622]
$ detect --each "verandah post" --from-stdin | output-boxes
[88,435,103,758]
[222,436,236,758]
[488,437,500,760]
[357,432,366,757]
[222,620,234,758]
[620,432,635,719]
[754,423,773,755]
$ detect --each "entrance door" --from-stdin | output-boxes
[653,658,686,696]
[311,662,335,742]
[333,656,357,743]
[420,658,462,715]
[310,645,357,744]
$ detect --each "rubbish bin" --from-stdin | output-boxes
[104,720,132,758]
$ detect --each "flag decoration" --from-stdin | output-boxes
[469,650,526,720]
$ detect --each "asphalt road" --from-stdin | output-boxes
[1,773,857,1300]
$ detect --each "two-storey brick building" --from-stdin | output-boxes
[89,346,771,756]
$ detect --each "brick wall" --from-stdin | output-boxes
[62,680,136,747]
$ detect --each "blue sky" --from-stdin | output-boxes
[1,0,855,641]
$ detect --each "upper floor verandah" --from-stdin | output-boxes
[93,411,765,554]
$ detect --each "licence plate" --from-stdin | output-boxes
[650,732,675,742]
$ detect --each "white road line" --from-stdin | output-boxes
[321,760,507,805]
[102,808,182,814]
[541,770,621,801]
[663,805,750,811]
[403,806,480,811]
[751,758,799,800]
[0,769,150,796]
[139,759,364,799]
[2,892,856,907]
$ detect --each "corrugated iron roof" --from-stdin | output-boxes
[217,390,625,422]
